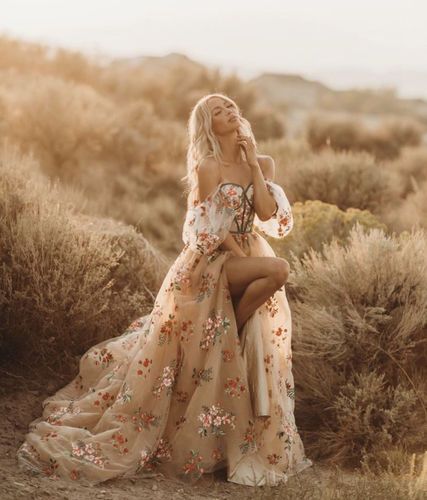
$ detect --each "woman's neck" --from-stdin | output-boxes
[217,131,242,165]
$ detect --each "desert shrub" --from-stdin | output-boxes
[0,143,168,376]
[307,115,361,151]
[245,105,285,141]
[257,136,312,187]
[382,179,427,234]
[383,147,427,198]
[0,72,187,179]
[378,147,427,232]
[0,35,101,87]
[307,115,423,160]
[267,199,387,261]
[289,225,427,467]
[76,167,187,259]
[286,149,397,212]
[0,71,189,253]
[384,118,424,148]
[319,87,403,114]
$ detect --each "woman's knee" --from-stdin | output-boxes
[270,257,290,288]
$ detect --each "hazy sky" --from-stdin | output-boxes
[1,0,427,98]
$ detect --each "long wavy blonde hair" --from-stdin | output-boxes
[181,93,257,210]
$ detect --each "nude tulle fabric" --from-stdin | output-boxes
[16,179,313,487]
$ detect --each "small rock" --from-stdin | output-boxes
[152,484,158,491]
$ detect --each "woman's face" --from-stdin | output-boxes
[207,97,240,136]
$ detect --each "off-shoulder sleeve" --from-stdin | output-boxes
[182,184,237,256]
[253,180,293,238]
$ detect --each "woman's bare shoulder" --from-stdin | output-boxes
[197,156,221,182]
[197,156,221,201]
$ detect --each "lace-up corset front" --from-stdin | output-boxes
[219,182,255,234]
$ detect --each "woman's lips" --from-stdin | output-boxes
[229,116,238,122]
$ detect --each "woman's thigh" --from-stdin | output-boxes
[223,255,289,298]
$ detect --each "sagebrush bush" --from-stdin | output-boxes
[383,147,427,198]
[319,87,404,115]
[268,199,387,261]
[382,180,427,234]
[286,149,398,212]
[0,70,189,255]
[0,72,187,178]
[244,105,286,141]
[289,225,427,467]
[306,115,424,160]
[257,136,312,184]
[0,143,168,377]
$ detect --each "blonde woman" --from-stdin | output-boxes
[17,93,313,487]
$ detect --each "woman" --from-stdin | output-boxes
[16,93,313,487]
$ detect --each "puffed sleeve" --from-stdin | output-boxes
[253,180,293,238]
[182,184,237,256]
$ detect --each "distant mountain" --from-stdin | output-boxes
[307,68,427,101]
[248,71,427,125]
[113,52,205,75]
[248,72,331,108]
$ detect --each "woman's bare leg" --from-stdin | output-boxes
[223,256,290,335]
[234,276,279,332]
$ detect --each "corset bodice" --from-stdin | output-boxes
[219,182,255,234]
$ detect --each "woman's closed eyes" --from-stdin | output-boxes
[214,104,235,116]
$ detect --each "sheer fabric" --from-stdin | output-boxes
[182,180,294,256]
[17,179,312,487]
[253,180,293,238]
[182,183,239,256]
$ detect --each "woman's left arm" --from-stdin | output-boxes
[249,157,277,221]
[236,133,277,221]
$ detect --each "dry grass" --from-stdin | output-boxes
[245,452,427,499]
[288,225,427,468]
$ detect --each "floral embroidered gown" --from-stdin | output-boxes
[16,179,313,487]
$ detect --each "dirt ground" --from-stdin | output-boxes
[0,366,340,500]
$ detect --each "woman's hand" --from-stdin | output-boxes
[237,133,258,167]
